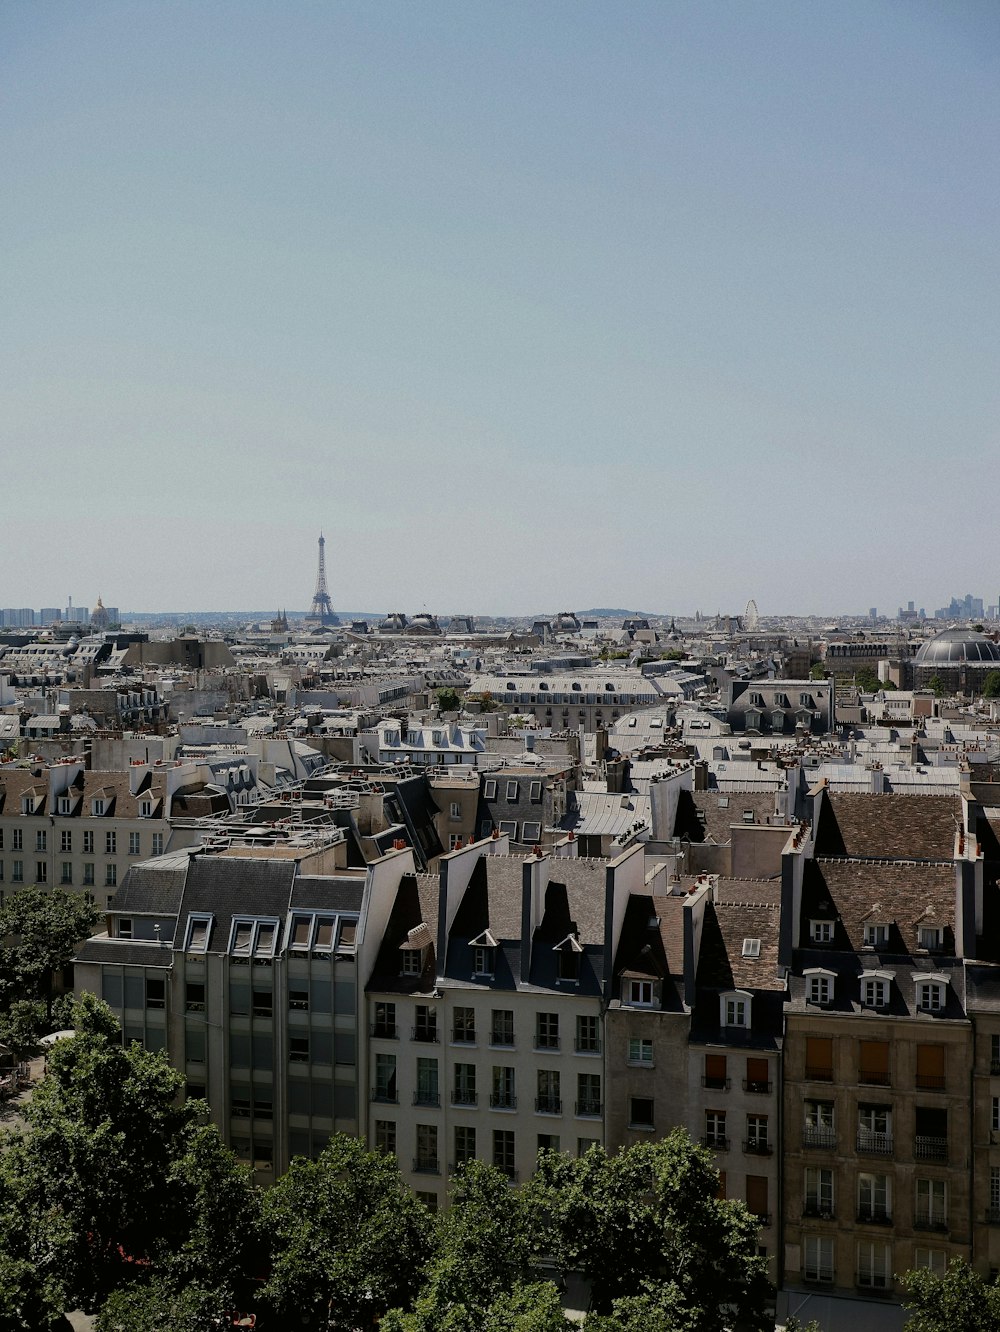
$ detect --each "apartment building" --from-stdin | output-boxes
[364,840,645,1209]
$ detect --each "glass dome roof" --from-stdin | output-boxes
[914,628,1000,665]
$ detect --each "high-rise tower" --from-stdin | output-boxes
[305,533,340,625]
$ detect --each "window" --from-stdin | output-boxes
[337,919,356,951]
[577,1073,601,1117]
[576,1015,600,1054]
[129,832,141,856]
[105,864,117,887]
[529,780,542,801]
[491,1010,514,1047]
[522,821,542,844]
[57,797,71,816]
[741,937,761,959]
[117,918,132,940]
[35,830,46,852]
[448,801,461,820]
[505,781,519,801]
[810,919,833,943]
[628,1037,653,1065]
[745,1057,770,1093]
[252,988,272,1018]
[82,830,93,854]
[415,1124,438,1173]
[11,830,22,852]
[498,820,517,839]
[745,1114,769,1152]
[805,1166,834,1217]
[913,1248,947,1276]
[472,945,495,978]
[804,1100,835,1148]
[92,799,106,816]
[414,1005,438,1043]
[484,780,497,800]
[139,800,153,818]
[577,1138,600,1156]
[536,1012,559,1049]
[915,1178,947,1230]
[185,915,212,952]
[145,978,165,1009]
[536,1069,561,1113]
[60,830,72,853]
[858,1104,892,1154]
[705,1110,727,1149]
[862,974,889,1008]
[917,979,946,1012]
[11,861,23,883]
[537,1133,560,1154]
[288,988,309,1012]
[723,994,749,1028]
[746,1174,769,1223]
[313,917,335,951]
[400,949,422,977]
[452,1006,475,1043]
[859,1039,890,1086]
[805,1037,833,1081]
[453,1062,477,1105]
[493,1128,516,1178]
[151,833,163,856]
[375,1120,396,1155]
[992,1166,1000,1221]
[704,1053,728,1090]
[373,1000,396,1038]
[807,973,833,1005]
[255,922,276,957]
[858,1172,891,1223]
[491,1066,516,1109]
[863,923,888,948]
[856,1240,892,1290]
[415,1058,439,1106]
[630,1097,654,1130]
[374,1054,397,1102]
[919,926,944,951]
[628,979,655,1007]
[803,1235,834,1283]
[231,921,254,957]
[82,863,94,886]
[105,831,117,855]
[454,1125,476,1167]
[916,1044,946,1090]
[185,983,205,1013]
[993,1097,1000,1133]
[36,861,47,883]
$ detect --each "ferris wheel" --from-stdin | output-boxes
[744,599,760,631]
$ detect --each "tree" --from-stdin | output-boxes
[525,1135,770,1329]
[928,673,946,697]
[809,664,826,680]
[0,887,99,1022]
[0,993,257,1317]
[261,1135,433,1331]
[902,1259,1000,1332]
[983,671,1000,699]
[96,1278,232,1332]
[437,687,461,712]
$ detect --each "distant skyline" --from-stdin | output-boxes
[3,2,998,613]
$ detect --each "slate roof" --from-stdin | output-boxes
[784,954,968,1021]
[814,792,961,861]
[611,892,686,1012]
[368,872,439,993]
[799,859,956,955]
[674,790,780,844]
[112,859,190,915]
[177,855,297,952]
[75,939,174,968]
[290,874,365,912]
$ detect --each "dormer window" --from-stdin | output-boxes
[770,711,785,732]
[810,920,833,944]
[745,709,762,730]
[118,918,133,940]
[806,970,835,1005]
[57,796,71,815]
[742,938,761,959]
[861,972,891,1008]
[21,795,37,814]
[91,799,105,816]
[185,914,213,952]
[313,917,335,951]
[505,781,519,801]
[916,977,947,1013]
[139,800,153,818]
[471,929,498,977]
[722,991,751,1028]
[918,926,943,951]
[863,923,888,949]
[529,780,542,801]
[555,933,582,983]
[628,979,655,1007]
[229,917,281,958]
[400,949,422,977]
[484,780,497,800]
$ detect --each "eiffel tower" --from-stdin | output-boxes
[305,533,340,625]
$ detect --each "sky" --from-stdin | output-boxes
[2,1,998,617]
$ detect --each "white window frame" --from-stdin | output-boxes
[916,976,947,1013]
[918,926,943,951]
[498,820,517,839]
[863,922,888,948]
[628,1037,654,1065]
[521,820,541,843]
[484,779,497,800]
[529,780,542,801]
[810,919,833,943]
[505,781,519,801]
[803,1234,834,1283]
[721,990,751,1028]
[628,979,655,1007]
[185,914,214,953]
[742,938,761,959]
[861,974,889,1008]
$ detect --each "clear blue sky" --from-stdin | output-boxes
[3,1,998,616]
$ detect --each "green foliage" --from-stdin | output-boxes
[902,1260,1000,1332]
[983,670,1000,699]
[0,887,99,1019]
[809,663,826,680]
[261,1134,433,1331]
[0,993,257,1317]
[525,1134,770,1329]
[96,1278,231,1332]
[437,687,461,712]
[927,673,946,697]
[664,649,685,661]
[471,691,499,713]
[853,667,882,694]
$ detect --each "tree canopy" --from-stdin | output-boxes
[0,887,98,1029]
[903,1260,1000,1332]
[983,670,1000,699]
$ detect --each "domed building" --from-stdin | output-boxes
[913,627,1000,693]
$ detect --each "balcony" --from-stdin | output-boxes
[451,1029,476,1044]
[858,1070,891,1087]
[574,1039,601,1055]
[702,1076,731,1091]
[371,1087,398,1104]
[856,1206,892,1226]
[535,1096,562,1115]
[413,1091,440,1107]
[803,1202,835,1220]
[451,1088,478,1106]
[914,1135,948,1162]
[743,1079,772,1094]
[535,1037,560,1052]
[914,1210,949,1233]
[856,1131,893,1157]
[743,1138,772,1156]
[490,1031,515,1048]
[991,1060,1000,1076]
[490,1093,517,1110]
[803,1127,837,1150]
[412,1027,439,1044]
[915,1073,946,1091]
[702,1134,729,1151]
[576,1099,603,1118]
[370,1022,397,1039]
[805,1065,834,1082]
[804,1267,834,1285]
[412,1157,440,1175]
